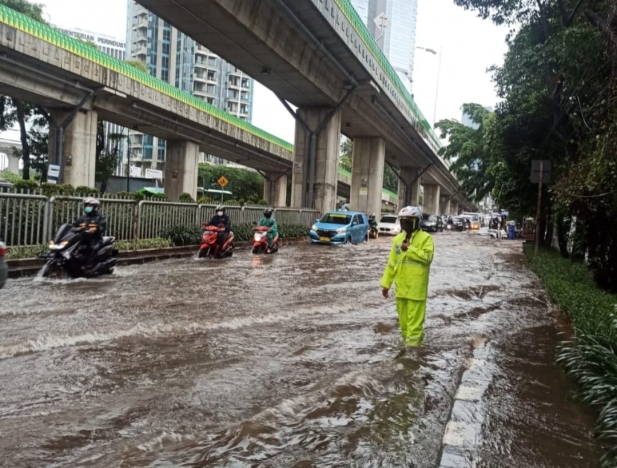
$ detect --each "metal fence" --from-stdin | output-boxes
[0,193,321,247]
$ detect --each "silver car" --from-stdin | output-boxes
[0,242,7,289]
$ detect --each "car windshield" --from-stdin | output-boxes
[320,213,351,225]
[429,215,438,222]
[380,216,397,224]
[472,215,479,222]
[452,217,462,222]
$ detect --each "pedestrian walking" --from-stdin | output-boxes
[381,206,434,348]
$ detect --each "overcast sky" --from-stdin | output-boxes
[17,0,508,145]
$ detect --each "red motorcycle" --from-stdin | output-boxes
[198,224,235,259]
[252,226,279,254]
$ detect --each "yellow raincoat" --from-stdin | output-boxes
[380,229,434,346]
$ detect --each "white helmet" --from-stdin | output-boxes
[398,206,422,219]
[84,197,100,207]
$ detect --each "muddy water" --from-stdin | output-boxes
[0,234,603,467]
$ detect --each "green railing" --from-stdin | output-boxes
[0,4,293,153]
[335,0,443,149]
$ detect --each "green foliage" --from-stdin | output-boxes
[436,104,495,203]
[10,179,38,191]
[179,193,196,203]
[95,120,122,194]
[383,165,398,193]
[115,238,172,251]
[525,245,617,467]
[126,59,148,73]
[0,0,45,22]
[0,169,20,183]
[255,199,269,206]
[198,164,264,203]
[339,138,353,172]
[5,244,46,260]
[160,225,202,246]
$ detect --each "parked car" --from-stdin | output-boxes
[421,214,443,233]
[0,242,7,290]
[309,211,369,244]
[377,214,401,236]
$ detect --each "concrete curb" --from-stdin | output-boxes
[6,237,308,278]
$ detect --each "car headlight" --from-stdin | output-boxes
[336,228,346,234]
[311,225,317,231]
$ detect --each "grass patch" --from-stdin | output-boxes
[525,246,617,466]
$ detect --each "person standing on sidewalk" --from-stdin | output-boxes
[381,206,434,348]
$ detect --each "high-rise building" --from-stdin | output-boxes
[54,26,128,175]
[125,1,255,175]
[350,0,419,94]
[349,0,369,25]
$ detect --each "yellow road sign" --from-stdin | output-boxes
[217,176,229,188]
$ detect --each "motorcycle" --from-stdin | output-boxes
[369,223,379,239]
[41,224,117,278]
[198,224,235,258]
[252,226,279,254]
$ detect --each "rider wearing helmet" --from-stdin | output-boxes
[257,208,278,253]
[73,197,107,267]
[207,205,232,252]
[380,206,434,350]
[368,213,378,228]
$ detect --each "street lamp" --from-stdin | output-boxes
[416,46,443,128]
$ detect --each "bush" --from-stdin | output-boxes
[115,238,173,251]
[11,180,39,192]
[256,199,269,206]
[160,225,202,246]
[179,193,196,203]
[525,246,617,466]
[5,244,47,260]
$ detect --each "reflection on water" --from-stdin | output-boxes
[0,235,603,467]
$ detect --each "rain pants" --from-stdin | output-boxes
[380,230,434,346]
[257,217,278,247]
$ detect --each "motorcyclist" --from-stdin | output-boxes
[257,208,278,253]
[368,213,378,236]
[380,206,434,351]
[73,197,106,267]
[207,205,231,252]
[339,202,348,211]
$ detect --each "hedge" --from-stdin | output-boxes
[525,246,617,467]
[161,223,309,246]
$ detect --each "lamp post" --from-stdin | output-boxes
[416,46,443,128]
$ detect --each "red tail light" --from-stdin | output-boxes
[0,242,6,258]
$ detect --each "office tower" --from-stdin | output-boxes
[54,26,128,175]
[125,1,255,175]
[350,0,419,94]
[349,0,370,25]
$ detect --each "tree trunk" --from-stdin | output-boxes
[15,99,30,180]
[556,215,570,259]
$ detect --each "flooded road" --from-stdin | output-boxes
[0,233,603,467]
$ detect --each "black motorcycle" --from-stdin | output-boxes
[41,224,118,278]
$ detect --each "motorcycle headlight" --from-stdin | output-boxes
[336,228,346,234]
[311,225,317,231]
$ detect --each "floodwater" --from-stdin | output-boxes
[0,233,604,467]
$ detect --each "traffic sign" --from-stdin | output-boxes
[217,176,229,188]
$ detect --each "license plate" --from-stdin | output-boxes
[319,236,331,242]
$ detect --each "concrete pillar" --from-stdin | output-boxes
[263,173,288,207]
[442,197,451,216]
[7,155,19,173]
[291,108,342,212]
[49,109,98,187]
[164,140,199,200]
[450,201,458,216]
[423,184,441,215]
[350,137,385,216]
[397,167,420,208]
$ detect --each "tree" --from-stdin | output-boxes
[435,104,495,203]
[94,119,123,193]
[198,164,265,203]
[339,138,353,172]
[0,0,48,180]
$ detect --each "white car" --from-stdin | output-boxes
[378,214,401,236]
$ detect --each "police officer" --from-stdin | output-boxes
[380,206,434,349]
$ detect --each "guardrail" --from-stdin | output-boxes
[0,193,321,247]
